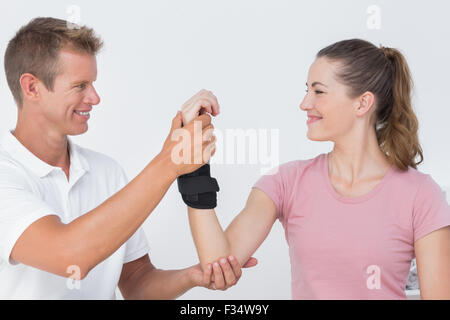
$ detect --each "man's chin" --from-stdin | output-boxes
[66,125,88,136]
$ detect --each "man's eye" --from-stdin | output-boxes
[76,83,86,90]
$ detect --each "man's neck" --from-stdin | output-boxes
[13,119,71,173]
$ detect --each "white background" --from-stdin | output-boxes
[0,0,449,299]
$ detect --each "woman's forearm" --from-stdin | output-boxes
[187,207,231,271]
[187,189,279,271]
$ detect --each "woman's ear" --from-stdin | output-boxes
[355,91,375,117]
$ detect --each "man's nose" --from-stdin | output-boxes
[85,85,101,106]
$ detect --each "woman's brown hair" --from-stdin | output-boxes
[317,39,423,171]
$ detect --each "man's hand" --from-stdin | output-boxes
[160,111,216,177]
[188,256,258,291]
[181,89,220,126]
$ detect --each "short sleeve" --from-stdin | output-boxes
[115,164,129,192]
[413,174,450,242]
[252,165,286,223]
[114,164,150,264]
[123,227,150,263]
[0,164,60,265]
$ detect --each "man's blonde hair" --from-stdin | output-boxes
[4,17,103,107]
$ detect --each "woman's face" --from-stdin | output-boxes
[300,57,360,142]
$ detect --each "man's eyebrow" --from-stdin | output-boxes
[71,80,89,86]
[306,81,328,87]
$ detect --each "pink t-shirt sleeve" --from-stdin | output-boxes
[413,174,450,242]
[252,162,297,224]
[253,171,283,220]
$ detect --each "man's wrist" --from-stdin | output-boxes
[154,149,179,181]
[182,266,198,289]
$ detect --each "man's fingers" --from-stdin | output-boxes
[202,125,215,142]
[194,113,212,129]
[208,283,217,290]
[171,111,183,130]
[228,256,243,278]
[202,139,216,163]
[203,264,213,286]
[219,258,238,288]
[212,262,225,290]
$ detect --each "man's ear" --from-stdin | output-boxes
[355,91,375,117]
[19,73,41,103]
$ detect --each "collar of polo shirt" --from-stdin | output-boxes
[1,130,90,178]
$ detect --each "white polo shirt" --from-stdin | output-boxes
[0,130,150,299]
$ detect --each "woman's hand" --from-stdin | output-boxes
[180,89,220,126]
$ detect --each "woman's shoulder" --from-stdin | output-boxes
[391,165,436,187]
[390,165,447,203]
[273,153,324,177]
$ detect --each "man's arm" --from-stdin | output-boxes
[415,226,450,299]
[118,253,251,299]
[10,110,215,280]
[118,255,194,300]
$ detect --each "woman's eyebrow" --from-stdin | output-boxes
[306,81,328,88]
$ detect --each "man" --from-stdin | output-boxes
[0,17,254,299]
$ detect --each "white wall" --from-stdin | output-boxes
[0,0,449,299]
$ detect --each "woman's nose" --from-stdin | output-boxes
[300,96,313,111]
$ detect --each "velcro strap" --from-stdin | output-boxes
[177,176,220,195]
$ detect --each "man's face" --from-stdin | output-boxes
[38,48,100,136]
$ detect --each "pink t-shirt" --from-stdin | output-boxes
[253,153,450,300]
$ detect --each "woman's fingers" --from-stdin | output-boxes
[181,89,219,125]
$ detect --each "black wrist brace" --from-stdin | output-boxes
[177,164,220,209]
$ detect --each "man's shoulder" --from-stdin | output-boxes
[0,146,25,172]
[74,143,124,172]
[0,148,31,188]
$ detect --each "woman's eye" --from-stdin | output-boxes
[315,90,324,94]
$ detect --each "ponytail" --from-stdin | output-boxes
[377,46,423,170]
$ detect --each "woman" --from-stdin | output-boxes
[180,39,450,299]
